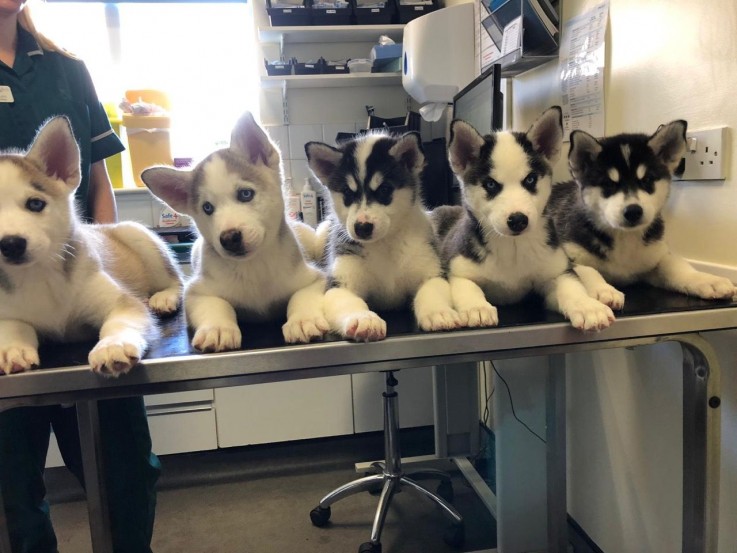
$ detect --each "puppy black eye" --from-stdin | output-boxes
[482,178,502,196]
[522,172,538,192]
[237,188,255,202]
[26,198,46,212]
[202,201,215,215]
[374,183,393,202]
[641,174,655,186]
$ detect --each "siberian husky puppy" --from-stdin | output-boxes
[0,117,182,376]
[305,131,461,341]
[433,106,614,331]
[142,112,328,352]
[548,120,736,307]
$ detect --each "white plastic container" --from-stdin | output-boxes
[347,58,372,73]
[284,178,301,222]
[300,179,319,227]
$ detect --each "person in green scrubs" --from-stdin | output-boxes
[0,2,160,552]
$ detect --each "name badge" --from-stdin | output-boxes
[0,86,14,103]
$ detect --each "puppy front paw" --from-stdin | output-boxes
[0,344,40,375]
[566,298,615,331]
[341,311,386,342]
[457,302,498,328]
[148,288,181,316]
[192,325,242,353]
[684,274,735,300]
[418,307,462,331]
[283,314,329,344]
[89,336,144,377]
[589,283,625,310]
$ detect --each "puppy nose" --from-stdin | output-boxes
[507,213,529,234]
[0,236,27,260]
[623,204,643,224]
[354,222,374,240]
[219,229,243,253]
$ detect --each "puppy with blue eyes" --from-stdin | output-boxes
[432,106,615,331]
[142,112,329,351]
[305,131,461,341]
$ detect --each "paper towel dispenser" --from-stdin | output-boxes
[402,3,475,120]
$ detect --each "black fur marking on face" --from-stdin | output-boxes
[465,135,497,196]
[642,216,665,244]
[513,132,551,191]
[593,134,671,197]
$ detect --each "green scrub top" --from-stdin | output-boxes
[0,26,124,221]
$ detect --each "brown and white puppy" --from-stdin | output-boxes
[0,117,182,376]
[142,112,328,352]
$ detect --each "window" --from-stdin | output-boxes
[35,2,259,162]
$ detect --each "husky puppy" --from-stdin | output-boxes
[548,120,735,306]
[142,112,328,352]
[433,107,614,331]
[0,117,182,376]
[305,132,461,341]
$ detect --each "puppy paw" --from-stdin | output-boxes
[418,307,462,331]
[89,336,144,377]
[148,288,180,316]
[684,275,735,300]
[589,284,625,310]
[342,311,386,342]
[283,315,329,344]
[192,325,242,353]
[0,344,40,375]
[566,298,615,332]
[457,302,498,328]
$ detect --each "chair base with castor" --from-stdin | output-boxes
[309,371,465,553]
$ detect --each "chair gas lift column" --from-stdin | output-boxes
[309,370,465,553]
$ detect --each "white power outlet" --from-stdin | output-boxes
[676,127,728,181]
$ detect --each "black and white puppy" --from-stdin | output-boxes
[433,106,614,331]
[305,132,461,341]
[548,120,735,306]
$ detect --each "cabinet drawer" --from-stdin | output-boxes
[147,406,218,456]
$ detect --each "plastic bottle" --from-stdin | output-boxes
[284,178,301,223]
[300,178,319,228]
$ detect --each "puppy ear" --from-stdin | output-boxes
[141,166,193,215]
[448,120,485,175]
[568,129,602,178]
[390,132,426,176]
[230,111,281,170]
[26,116,81,192]
[305,141,342,183]
[648,120,687,174]
[526,106,563,164]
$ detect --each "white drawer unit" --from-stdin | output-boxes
[145,390,217,455]
[214,375,353,447]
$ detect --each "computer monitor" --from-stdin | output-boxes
[452,64,504,135]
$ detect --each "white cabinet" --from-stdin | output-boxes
[214,375,354,447]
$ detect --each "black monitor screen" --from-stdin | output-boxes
[452,64,503,135]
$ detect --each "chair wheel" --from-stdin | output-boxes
[309,505,331,527]
[443,523,465,549]
[358,541,381,553]
[437,479,454,503]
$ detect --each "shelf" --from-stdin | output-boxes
[258,24,404,44]
[261,72,402,89]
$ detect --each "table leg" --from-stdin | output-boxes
[679,335,721,553]
[546,353,567,553]
[76,400,114,553]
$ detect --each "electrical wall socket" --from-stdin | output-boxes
[676,127,728,181]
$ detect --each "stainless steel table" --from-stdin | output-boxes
[0,285,734,553]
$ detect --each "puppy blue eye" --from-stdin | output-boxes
[524,173,537,186]
[26,198,46,212]
[237,188,255,202]
[202,201,215,215]
[483,178,501,195]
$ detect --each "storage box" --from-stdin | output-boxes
[121,114,173,188]
[310,0,353,25]
[370,42,402,72]
[397,0,436,23]
[293,60,323,75]
[265,59,293,76]
[266,0,311,26]
[354,0,396,24]
[321,58,350,74]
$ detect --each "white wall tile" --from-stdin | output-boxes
[288,124,323,160]
[290,159,313,187]
[322,123,357,145]
[265,124,290,160]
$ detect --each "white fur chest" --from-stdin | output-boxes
[451,226,569,304]
[565,231,669,285]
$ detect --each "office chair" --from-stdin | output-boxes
[309,370,465,553]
